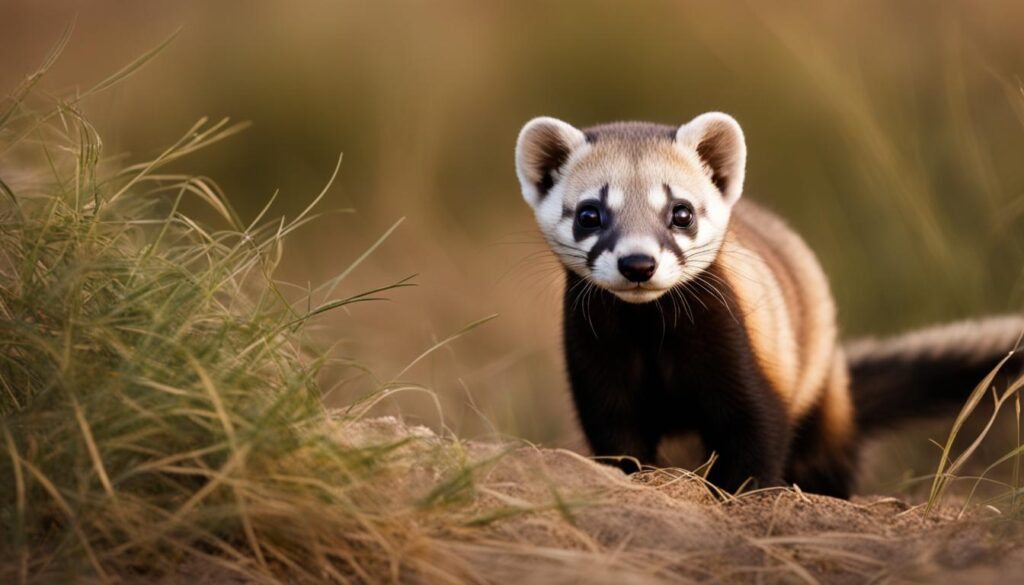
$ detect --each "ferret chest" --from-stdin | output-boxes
[563,272,739,409]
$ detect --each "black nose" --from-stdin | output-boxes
[618,254,657,283]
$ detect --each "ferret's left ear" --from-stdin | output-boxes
[676,112,746,206]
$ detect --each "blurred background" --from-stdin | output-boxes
[4,0,1024,494]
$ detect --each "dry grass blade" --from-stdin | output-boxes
[71,397,116,501]
[926,350,1018,513]
[2,426,28,585]
[80,28,181,100]
[0,17,74,127]
[390,314,500,383]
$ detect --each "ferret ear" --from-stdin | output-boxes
[515,117,587,207]
[675,112,746,206]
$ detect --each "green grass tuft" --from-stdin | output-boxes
[0,51,478,584]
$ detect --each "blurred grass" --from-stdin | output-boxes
[1,0,1023,487]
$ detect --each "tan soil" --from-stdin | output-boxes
[176,417,1024,584]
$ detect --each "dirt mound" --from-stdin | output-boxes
[336,417,1024,584]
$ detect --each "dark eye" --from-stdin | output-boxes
[576,204,602,230]
[671,203,695,229]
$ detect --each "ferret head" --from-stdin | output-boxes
[515,113,746,304]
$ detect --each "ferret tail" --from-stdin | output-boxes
[845,315,1024,435]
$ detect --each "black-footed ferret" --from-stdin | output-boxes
[514,113,1023,498]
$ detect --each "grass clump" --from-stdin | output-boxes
[0,51,476,583]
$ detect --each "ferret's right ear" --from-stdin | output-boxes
[515,117,586,207]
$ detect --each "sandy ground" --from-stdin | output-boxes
[439,447,1021,584]
[419,420,1024,584]
[175,417,1024,584]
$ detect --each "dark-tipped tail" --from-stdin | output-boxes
[846,315,1024,435]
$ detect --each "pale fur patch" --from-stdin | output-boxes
[845,316,1024,364]
[615,234,660,258]
[718,235,801,404]
[647,185,668,209]
[822,352,854,446]
[606,185,625,211]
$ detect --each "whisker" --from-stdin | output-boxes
[584,281,599,338]
[692,274,738,322]
[653,294,667,348]
[678,278,710,311]
[671,285,694,324]
[569,277,590,314]
[666,284,680,327]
